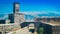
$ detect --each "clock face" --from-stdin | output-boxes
[16,9,19,11]
[15,4,19,7]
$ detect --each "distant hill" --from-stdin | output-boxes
[0,13,60,20]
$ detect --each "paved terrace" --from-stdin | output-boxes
[0,24,13,31]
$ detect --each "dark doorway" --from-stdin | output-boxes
[29,29,35,33]
[0,32,2,34]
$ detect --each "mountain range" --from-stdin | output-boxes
[0,13,60,20]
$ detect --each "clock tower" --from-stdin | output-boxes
[13,2,20,13]
[8,2,25,25]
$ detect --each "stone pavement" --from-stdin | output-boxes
[7,27,33,34]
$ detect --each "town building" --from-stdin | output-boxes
[0,19,10,24]
[0,2,60,34]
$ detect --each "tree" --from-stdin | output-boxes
[37,27,44,34]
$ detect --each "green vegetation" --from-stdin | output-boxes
[37,27,44,34]
[13,32,16,34]
[7,22,10,24]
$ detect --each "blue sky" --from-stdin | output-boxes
[0,0,60,14]
[0,0,60,19]
[0,0,60,18]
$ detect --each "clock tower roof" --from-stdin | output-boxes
[13,2,20,13]
[13,2,19,4]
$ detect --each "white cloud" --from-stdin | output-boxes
[20,11,60,18]
[20,12,49,14]
[20,11,60,14]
